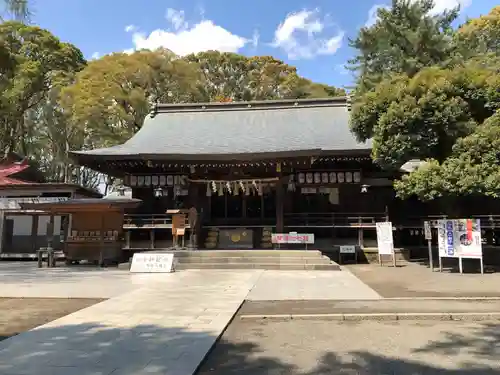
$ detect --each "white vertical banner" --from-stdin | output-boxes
[376,222,394,255]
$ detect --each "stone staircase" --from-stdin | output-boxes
[170,250,341,270]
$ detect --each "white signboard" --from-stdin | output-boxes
[424,221,432,240]
[437,219,482,259]
[340,245,356,254]
[271,233,314,244]
[376,222,394,255]
[129,253,174,273]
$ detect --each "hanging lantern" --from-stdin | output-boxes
[353,171,361,183]
[329,172,337,183]
[206,182,212,197]
[218,183,224,196]
[166,175,174,186]
[337,172,345,183]
[245,182,250,196]
[257,182,263,196]
[234,183,239,195]
[306,173,313,184]
[151,175,159,186]
[321,172,329,183]
[287,175,295,192]
[298,173,305,184]
[159,175,166,186]
[314,172,321,184]
[345,172,353,183]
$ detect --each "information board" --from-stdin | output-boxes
[129,253,174,273]
[437,219,482,259]
[376,222,394,255]
[340,245,356,254]
[272,233,315,244]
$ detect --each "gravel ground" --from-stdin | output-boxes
[197,319,500,375]
[345,262,500,298]
[0,298,104,341]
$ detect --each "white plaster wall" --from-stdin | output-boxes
[11,215,62,236]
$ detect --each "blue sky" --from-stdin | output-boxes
[29,0,497,89]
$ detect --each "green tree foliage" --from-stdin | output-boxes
[455,6,500,57]
[0,22,85,156]
[395,110,500,200]
[62,49,206,144]
[63,49,346,146]
[185,51,345,101]
[349,1,500,200]
[349,0,458,92]
[351,58,500,169]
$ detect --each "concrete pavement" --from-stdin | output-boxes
[0,265,382,375]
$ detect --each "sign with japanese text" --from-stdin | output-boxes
[376,222,394,255]
[129,252,174,273]
[437,219,482,259]
[272,233,315,244]
[340,245,356,254]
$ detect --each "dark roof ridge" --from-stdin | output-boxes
[151,96,347,115]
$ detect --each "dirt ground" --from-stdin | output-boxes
[345,262,500,298]
[0,298,104,341]
[197,319,500,374]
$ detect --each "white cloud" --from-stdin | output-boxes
[365,5,389,27]
[272,9,344,60]
[90,52,100,60]
[365,0,472,26]
[251,29,260,48]
[428,0,472,15]
[125,24,136,33]
[126,8,250,56]
[166,8,188,31]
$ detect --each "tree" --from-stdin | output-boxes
[0,22,85,158]
[62,49,205,144]
[395,110,500,200]
[350,57,500,170]
[1,0,29,20]
[348,0,458,93]
[455,6,500,57]
[185,51,345,101]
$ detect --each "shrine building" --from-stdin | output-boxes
[70,97,500,253]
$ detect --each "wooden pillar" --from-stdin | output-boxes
[276,177,284,233]
[30,214,39,253]
[150,229,155,249]
[99,214,105,267]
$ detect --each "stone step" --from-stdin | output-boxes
[163,250,323,258]
[174,263,341,271]
[175,256,333,265]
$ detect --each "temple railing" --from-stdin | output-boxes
[123,214,173,229]
[284,212,388,228]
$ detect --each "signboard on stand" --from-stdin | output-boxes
[130,252,175,273]
[437,219,483,274]
[338,245,357,265]
[376,222,396,266]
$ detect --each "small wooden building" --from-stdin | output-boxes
[0,156,101,258]
[20,197,141,265]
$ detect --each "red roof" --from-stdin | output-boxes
[0,160,30,186]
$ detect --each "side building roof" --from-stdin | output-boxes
[71,97,371,162]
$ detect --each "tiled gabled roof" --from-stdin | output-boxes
[71,97,371,161]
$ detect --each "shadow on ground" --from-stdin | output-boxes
[1,320,499,374]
